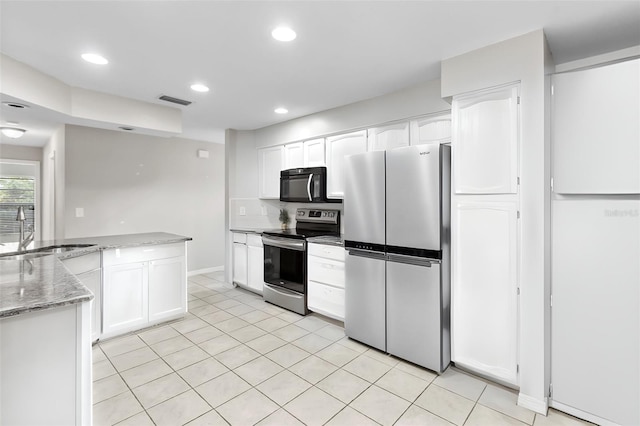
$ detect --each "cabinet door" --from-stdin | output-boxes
[304,138,325,167]
[247,244,264,294]
[452,85,519,194]
[77,269,102,342]
[451,200,519,385]
[258,146,284,199]
[410,113,452,145]
[232,242,248,286]
[149,256,186,322]
[368,122,409,151]
[552,58,640,194]
[308,281,345,321]
[326,130,368,199]
[103,262,148,336]
[284,142,304,169]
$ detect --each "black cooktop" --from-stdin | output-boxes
[262,228,340,240]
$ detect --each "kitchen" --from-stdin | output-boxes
[1,2,639,426]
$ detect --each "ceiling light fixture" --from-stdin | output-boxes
[272,27,296,42]
[81,53,109,65]
[190,83,210,93]
[274,107,288,114]
[1,127,27,138]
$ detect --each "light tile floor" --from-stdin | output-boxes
[93,272,593,426]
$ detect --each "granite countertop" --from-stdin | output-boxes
[0,232,192,319]
[306,235,345,247]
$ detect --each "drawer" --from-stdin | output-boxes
[308,280,345,321]
[61,251,101,274]
[246,234,263,247]
[308,256,345,288]
[308,243,345,262]
[103,243,185,266]
[233,233,247,244]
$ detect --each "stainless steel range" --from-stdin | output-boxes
[262,208,340,315]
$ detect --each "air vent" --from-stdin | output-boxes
[2,102,29,109]
[158,95,192,106]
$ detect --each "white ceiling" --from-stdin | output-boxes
[1,1,639,147]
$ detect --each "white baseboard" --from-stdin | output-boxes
[188,265,224,277]
[518,392,548,415]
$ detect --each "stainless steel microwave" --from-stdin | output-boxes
[280,167,337,203]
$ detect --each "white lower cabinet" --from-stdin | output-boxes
[307,243,345,321]
[246,234,264,295]
[103,243,186,339]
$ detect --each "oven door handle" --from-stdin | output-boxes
[264,283,303,298]
[307,173,313,201]
[262,235,306,251]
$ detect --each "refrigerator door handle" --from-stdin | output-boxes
[347,248,386,260]
[307,174,313,201]
[387,253,440,267]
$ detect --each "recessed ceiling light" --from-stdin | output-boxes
[272,27,296,42]
[274,107,288,114]
[81,53,109,65]
[1,127,26,138]
[190,83,210,93]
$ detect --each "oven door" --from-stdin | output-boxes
[262,235,306,294]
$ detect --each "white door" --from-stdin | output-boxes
[303,138,325,167]
[410,113,451,145]
[232,242,248,286]
[451,200,519,385]
[326,130,368,199]
[367,122,409,151]
[258,146,284,199]
[284,142,304,169]
[148,256,186,322]
[103,262,148,335]
[552,58,640,194]
[551,199,640,425]
[247,236,264,294]
[452,85,519,194]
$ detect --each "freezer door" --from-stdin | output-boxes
[344,151,385,245]
[552,198,640,425]
[387,255,443,372]
[344,249,386,352]
[386,144,441,250]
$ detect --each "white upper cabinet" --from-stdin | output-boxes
[326,130,368,199]
[452,85,519,194]
[552,58,640,194]
[410,113,452,145]
[367,122,410,152]
[283,142,304,169]
[303,138,326,167]
[258,145,284,199]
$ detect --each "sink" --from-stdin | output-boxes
[0,244,96,260]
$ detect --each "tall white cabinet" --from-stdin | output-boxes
[451,83,520,386]
[258,145,284,199]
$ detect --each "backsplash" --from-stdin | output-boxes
[229,198,344,233]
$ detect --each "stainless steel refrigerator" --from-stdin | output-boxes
[344,143,451,373]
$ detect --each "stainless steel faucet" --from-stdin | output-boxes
[16,206,35,252]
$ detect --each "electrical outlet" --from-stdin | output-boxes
[239,206,246,216]
[75,207,84,218]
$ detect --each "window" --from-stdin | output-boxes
[0,176,35,235]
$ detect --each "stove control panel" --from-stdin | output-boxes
[296,208,340,224]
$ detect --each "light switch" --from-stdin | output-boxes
[239,207,246,216]
[75,207,84,218]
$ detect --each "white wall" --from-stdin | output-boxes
[64,125,225,273]
[441,30,552,413]
[254,79,450,148]
[41,125,65,240]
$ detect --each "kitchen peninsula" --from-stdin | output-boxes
[0,232,191,426]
